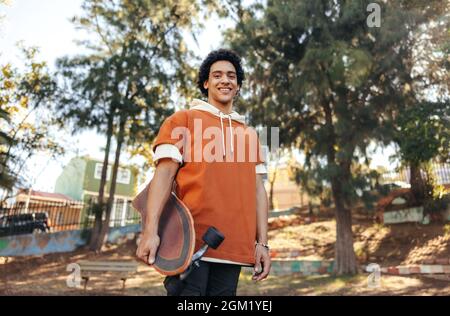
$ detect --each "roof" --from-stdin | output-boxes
[16,189,76,203]
[75,155,137,171]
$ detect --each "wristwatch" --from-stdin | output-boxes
[255,242,270,251]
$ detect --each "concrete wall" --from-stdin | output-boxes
[0,224,141,257]
[242,260,335,276]
[383,206,424,224]
[268,206,301,218]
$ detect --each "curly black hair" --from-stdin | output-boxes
[197,49,245,97]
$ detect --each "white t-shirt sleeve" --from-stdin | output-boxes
[153,144,183,164]
[256,163,267,174]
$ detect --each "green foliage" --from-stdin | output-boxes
[55,0,211,250]
[394,102,450,165]
[225,0,449,273]
[1,47,64,192]
[56,0,203,169]
[227,0,449,210]
[423,195,450,215]
[423,167,450,215]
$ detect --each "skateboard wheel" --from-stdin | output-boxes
[202,227,224,249]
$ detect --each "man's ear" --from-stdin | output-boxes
[203,80,208,91]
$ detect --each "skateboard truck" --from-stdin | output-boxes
[164,226,225,295]
[180,226,225,280]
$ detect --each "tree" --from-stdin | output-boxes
[56,0,204,251]
[0,0,15,192]
[225,0,445,274]
[1,47,64,201]
[390,3,450,203]
[394,101,450,203]
[265,147,283,211]
[0,65,15,191]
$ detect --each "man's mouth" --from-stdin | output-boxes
[218,88,232,93]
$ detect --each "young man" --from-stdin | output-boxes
[136,49,271,296]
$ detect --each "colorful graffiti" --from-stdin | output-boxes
[0,224,141,257]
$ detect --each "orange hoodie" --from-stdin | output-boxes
[152,99,266,265]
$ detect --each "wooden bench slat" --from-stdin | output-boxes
[79,264,138,269]
[81,272,130,277]
[76,260,138,291]
[77,261,138,274]
[78,260,138,267]
[80,267,137,272]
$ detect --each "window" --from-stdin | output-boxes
[94,163,111,180]
[94,163,130,185]
[117,168,131,184]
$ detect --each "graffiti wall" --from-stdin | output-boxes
[0,224,141,257]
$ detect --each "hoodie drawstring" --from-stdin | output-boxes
[228,116,234,154]
[219,112,225,156]
[219,112,234,156]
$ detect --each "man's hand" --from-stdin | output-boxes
[135,158,179,266]
[253,244,271,281]
[136,232,160,265]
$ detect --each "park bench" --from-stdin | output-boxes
[77,260,139,291]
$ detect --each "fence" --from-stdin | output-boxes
[0,199,141,237]
[381,162,450,186]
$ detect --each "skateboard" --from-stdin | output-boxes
[132,181,196,275]
[132,181,225,276]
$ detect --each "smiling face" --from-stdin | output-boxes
[203,60,240,107]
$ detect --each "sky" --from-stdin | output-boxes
[0,0,83,66]
[0,0,397,194]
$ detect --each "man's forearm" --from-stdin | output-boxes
[144,160,179,236]
[255,175,269,244]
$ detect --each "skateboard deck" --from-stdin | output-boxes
[132,181,195,276]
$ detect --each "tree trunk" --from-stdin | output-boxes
[269,170,277,211]
[323,99,358,275]
[330,164,358,275]
[92,114,126,251]
[268,156,280,211]
[89,110,114,251]
[333,184,358,275]
[410,162,426,204]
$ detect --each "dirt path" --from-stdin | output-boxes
[269,217,450,266]
[1,218,449,296]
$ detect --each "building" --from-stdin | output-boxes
[265,162,307,211]
[54,156,140,228]
[12,189,83,231]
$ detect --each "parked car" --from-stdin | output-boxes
[0,212,51,237]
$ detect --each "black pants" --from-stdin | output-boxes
[165,261,241,296]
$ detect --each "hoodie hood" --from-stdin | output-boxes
[190,98,246,156]
[189,98,246,124]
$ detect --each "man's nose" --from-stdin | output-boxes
[220,76,231,84]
